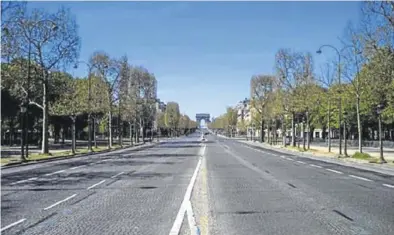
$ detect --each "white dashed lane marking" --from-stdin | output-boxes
[45,170,65,176]
[383,184,394,189]
[0,218,27,232]
[69,165,85,170]
[10,177,38,185]
[349,175,373,182]
[326,169,343,174]
[309,164,323,168]
[44,194,77,210]
[296,161,306,164]
[111,172,125,178]
[87,180,106,190]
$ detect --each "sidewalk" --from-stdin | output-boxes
[237,139,394,176]
[0,139,161,168]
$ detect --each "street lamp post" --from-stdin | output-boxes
[317,44,360,155]
[20,101,27,161]
[317,44,343,155]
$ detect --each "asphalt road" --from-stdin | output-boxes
[198,135,394,235]
[1,134,202,235]
[2,131,394,235]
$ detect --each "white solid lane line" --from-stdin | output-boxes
[310,164,323,168]
[45,170,65,176]
[111,172,125,179]
[296,161,306,164]
[383,184,394,189]
[0,218,27,232]
[87,180,106,190]
[169,145,203,235]
[326,169,344,174]
[10,177,38,185]
[349,175,373,182]
[44,194,77,210]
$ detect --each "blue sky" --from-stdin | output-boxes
[27,1,362,120]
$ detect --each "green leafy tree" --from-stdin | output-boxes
[50,78,86,154]
[165,102,180,137]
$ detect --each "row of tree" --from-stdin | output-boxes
[1,2,196,158]
[210,1,394,162]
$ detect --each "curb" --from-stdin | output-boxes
[236,140,394,177]
[1,141,160,170]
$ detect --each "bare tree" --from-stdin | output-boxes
[3,7,81,153]
[250,75,275,142]
[275,49,304,147]
[90,51,120,149]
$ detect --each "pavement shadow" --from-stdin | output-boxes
[156,145,200,149]
[129,153,197,159]
[128,171,173,179]
[104,160,177,166]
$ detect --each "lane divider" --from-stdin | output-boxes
[383,184,394,189]
[45,170,65,176]
[87,180,106,190]
[0,218,27,232]
[296,161,306,164]
[326,169,343,174]
[44,194,77,210]
[169,144,204,235]
[111,172,125,179]
[349,175,373,182]
[310,164,323,168]
[10,177,38,185]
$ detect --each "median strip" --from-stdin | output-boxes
[87,180,106,190]
[44,194,77,210]
[349,175,373,182]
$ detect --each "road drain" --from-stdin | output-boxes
[333,210,353,221]
[287,183,296,188]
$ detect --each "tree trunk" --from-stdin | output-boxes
[61,125,65,146]
[378,115,386,163]
[344,121,348,157]
[291,112,296,147]
[108,110,113,149]
[282,115,286,147]
[129,122,133,146]
[306,112,310,150]
[93,119,97,148]
[302,121,306,150]
[356,96,363,153]
[260,119,264,143]
[71,116,76,154]
[9,118,14,146]
[119,121,123,147]
[328,99,331,152]
[41,81,49,154]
